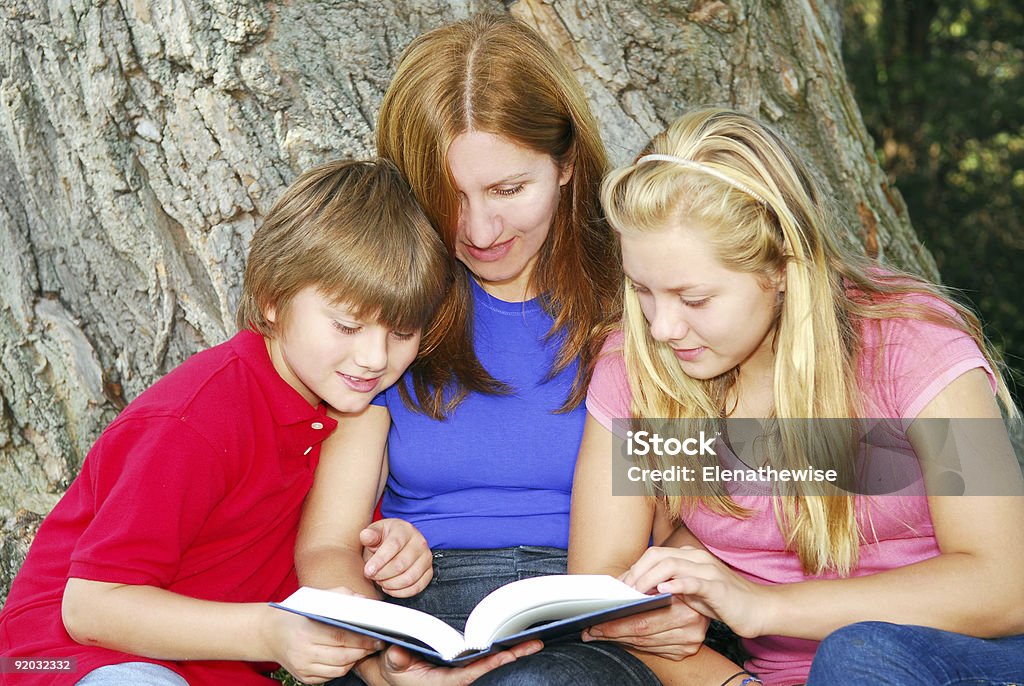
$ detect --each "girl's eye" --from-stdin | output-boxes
[494,184,525,197]
[682,297,710,308]
[333,321,360,334]
[391,331,417,341]
[630,283,651,295]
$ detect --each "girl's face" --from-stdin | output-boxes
[446,131,572,301]
[620,222,783,382]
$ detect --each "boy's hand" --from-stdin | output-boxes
[360,519,433,597]
[364,641,543,686]
[262,601,383,684]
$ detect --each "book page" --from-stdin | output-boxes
[463,574,651,648]
[278,587,469,661]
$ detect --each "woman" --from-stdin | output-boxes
[296,13,711,686]
[570,106,1024,685]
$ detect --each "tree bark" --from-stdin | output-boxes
[0,0,932,601]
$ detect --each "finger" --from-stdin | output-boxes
[370,544,422,582]
[376,553,433,594]
[458,641,544,681]
[629,556,708,596]
[312,624,385,652]
[363,536,405,578]
[359,523,385,551]
[382,645,415,672]
[620,547,675,588]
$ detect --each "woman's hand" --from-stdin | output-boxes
[359,642,544,686]
[581,595,709,660]
[360,518,433,598]
[621,546,772,639]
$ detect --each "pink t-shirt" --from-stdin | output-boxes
[586,297,995,685]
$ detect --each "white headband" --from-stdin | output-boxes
[636,153,769,206]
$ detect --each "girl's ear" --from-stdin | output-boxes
[264,303,278,325]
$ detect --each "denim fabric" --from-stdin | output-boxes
[807,621,1024,685]
[75,662,188,686]
[328,546,660,686]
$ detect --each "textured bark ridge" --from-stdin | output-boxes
[0,0,932,601]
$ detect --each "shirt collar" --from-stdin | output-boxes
[229,329,338,433]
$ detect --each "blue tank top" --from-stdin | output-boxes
[373,278,586,549]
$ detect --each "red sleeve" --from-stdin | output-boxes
[68,415,232,587]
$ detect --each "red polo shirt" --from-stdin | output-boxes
[0,330,337,685]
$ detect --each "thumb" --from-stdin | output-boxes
[383,646,413,672]
[360,523,384,548]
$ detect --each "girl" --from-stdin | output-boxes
[571,107,1024,685]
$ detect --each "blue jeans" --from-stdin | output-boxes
[329,546,660,685]
[807,621,1024,685]
[75,662,188,686]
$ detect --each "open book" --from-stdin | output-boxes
[272,574,671,665]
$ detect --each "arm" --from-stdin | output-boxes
[625,369,1024,641]
[62,579,380,684]
[296,404,431,598]
[568,414,742,685]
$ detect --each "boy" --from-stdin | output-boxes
[0,159,451,685]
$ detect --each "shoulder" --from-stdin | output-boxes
[586,330,632,429]
[856,291,995,418]
[108,331,274,450]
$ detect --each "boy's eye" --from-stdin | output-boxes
[494,184,525,197]
[333,321,361,334]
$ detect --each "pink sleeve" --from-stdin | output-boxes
[860,296,996,419]
[585,331,634,431]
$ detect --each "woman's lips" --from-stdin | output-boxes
[464,237,515,263]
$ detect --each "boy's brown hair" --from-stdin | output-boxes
[237,159,451,335]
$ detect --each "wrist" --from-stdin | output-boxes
[754,582,789,638]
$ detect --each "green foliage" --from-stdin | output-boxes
[843,0,1024,404]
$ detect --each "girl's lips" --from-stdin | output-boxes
[338,373,381,393]
[672,346,706,362]
[464,238,515,263]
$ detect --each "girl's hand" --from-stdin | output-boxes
[581,595,708,660]
[360,518,433,597]
[621,546,772,639]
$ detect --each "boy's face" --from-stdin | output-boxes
[264,286,421,412]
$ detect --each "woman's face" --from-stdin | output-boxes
[620,222,784,382]
[446,131,572,301]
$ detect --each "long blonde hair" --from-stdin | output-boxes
[601,107,1016,575]
[377,13,618,417]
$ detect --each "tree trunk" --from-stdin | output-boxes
[0,0,932,601]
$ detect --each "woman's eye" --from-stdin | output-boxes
[682,297,710,308]
[391,331,416,341]
[333,321,360,334]
[630,283,651,295]
[494,184,524,197]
